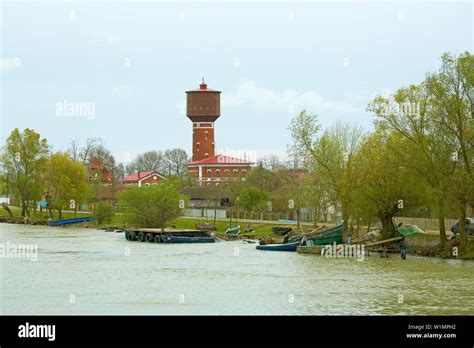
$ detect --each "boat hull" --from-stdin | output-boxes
[161,236,215,243]
[50,217,93,226]
[307,235,343,246]
[256,241,299,251]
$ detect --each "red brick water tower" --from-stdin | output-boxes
[186,79,253,185]
[186,79,221,162]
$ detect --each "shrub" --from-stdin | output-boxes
[95,201,114,224]
[118,182,187,228]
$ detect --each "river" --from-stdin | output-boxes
[0,224,473,315]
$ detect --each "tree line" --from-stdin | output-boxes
[286,52,473,251]
[0,132,190,219]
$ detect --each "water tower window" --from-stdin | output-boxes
[205,131,208,140]
[205,153,209,157]
[224,169,230,177]
[233,169,238,177]
[207,169,212,176]
[215,169,221,176]
[196,142,200,151]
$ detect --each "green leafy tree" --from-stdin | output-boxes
[119,181,188,228]
[289,110,364,239]
[368,83,457,247]
[44,152,89,219]
[354,128,427,237]
[0,128,48,217]
[236,186,269,214]
[424,52,474,250]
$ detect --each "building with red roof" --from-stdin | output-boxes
[88,158,114,183]
[121,171,166,187]
[187,154,253,185]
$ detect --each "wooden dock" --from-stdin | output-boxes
[364,236,404,249]
[297,245,324,254]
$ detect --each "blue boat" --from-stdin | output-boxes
[256,241,300,252]
[161,235,215,243]
[50,217,94,226]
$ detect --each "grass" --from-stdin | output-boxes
[169,217,307,239]
[0,206,303,238]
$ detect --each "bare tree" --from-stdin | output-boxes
[128,151,165,173]
[164,148,190,178]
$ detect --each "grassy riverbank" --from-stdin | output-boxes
[2,206,473,258]
[0,207,301,239]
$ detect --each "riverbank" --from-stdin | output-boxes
[1,207,473,259]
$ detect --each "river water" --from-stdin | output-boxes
[0,224,473,315]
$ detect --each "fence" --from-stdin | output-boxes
[183,208,458,231]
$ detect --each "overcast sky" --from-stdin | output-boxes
[1,0,472,164]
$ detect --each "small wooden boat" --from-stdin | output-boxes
[225,225,241,235]
[290,224,344,245]
[242,239,257,244]
[256,241,299,252]
[297,245,324,254]
[196,223,216,231]
[50,217,94,226]
[271,227,293,235]
[161,235,215,243]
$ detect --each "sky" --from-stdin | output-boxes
[1,0,473,165]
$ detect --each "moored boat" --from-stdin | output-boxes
[161,235,215,243]
[256,241,299,252]
[50,217,94,226]
[225,225,241,236]
[196,223,216,231]
[290,224,344,245]
[271,227,293,235]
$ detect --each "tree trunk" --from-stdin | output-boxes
[459,201,468,251]
[380,214,395,238]
[313,206,319,227]
[296,208,301,230]
[58,209,62,220]
[438,217,446,249]
[342,212,350,242]
[1,203,14,217]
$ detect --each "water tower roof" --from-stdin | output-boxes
[186,79,221,93]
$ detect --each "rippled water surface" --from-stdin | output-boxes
[1,224,473,315]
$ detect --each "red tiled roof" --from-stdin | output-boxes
[187,154,254,166]
[122,171,153,182]
[186,82,221,93]
[121,171,165,183]
[102,171,113,182]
